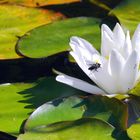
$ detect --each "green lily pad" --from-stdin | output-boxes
[0,4,63,59]
[16,17,101,58]
[25,96,84,131]
[110,0,140,32]
[0,77,84,135]
[25,95,127,131]
[127,120,140,140]
[18,118,114,140]
[0,83,33,135]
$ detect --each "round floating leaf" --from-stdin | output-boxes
[25,95,128,131]
[110,0,140,32]
[25,96,84,131]
[0,77,84,135]
[0,4,63,59]
[0,83,34,135]
[127,120,140,140]
[17,17,101,58]
[18,118,114,140]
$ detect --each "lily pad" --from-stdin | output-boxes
[18,118,114,140]
[25,96,84,131]
[0,4,63,59]
[127,120,140,140]
[0,77,84,135]
[25,95,128,131]
[16,17,101,58]
[110,0,140,32]
[0,83,33,135]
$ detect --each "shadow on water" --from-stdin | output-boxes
[41,0,120,29]
[0,52,68,84]
[42,0,122,18]
[0,131,17,140]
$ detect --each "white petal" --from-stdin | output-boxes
[108,50,125,93]
[91,60,117,94]
[120,50,139,92]
[109,49,125,77]
[70,41,93,61]
[132,24,140,49]
[113,23,125,49]
[70,51,105,84]
[101,31,114,57]
[56,74,106,95]
[70,36,99,55]
[70,36,100,63]
[122,31,132,58]
[70,51,90,76]
[101,24,113,39]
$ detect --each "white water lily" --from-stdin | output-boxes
[56,23,140,96]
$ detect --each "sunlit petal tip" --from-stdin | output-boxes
[101,24,107,29]
[114,23,125,35]
[101,24,113,37]
[70,36,79,42]
[70,36,84,47]
[101,24,109,33]
[114,23,122,30]
[114,23,124,35]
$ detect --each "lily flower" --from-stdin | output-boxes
[56,23,140,96]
